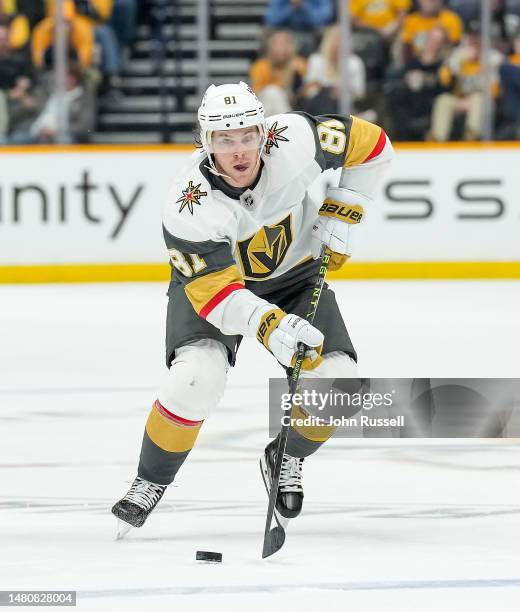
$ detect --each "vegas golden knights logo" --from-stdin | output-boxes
[237,214,293,279]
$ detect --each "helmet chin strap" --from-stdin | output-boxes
[204,159,232,180]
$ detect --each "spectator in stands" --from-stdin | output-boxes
[13,63,95,143]
[15,0,45,28]
[448,0,520,54]
[32,1,94,69]
[265,0,334,30]
[0,21,15,141]
[430,22,504,140]
[350,0,411,80]
[301,24,367,115]
[148,0,169,70]
[44,1,122,93]
[0,20,34,142]
[386,26,450,139]
[109,0,137,59]
[5,76,41,142]
[498,27,520,137]
[351,0,410,41]
[400,0,463,64]
[264,0,334,55]
[0,0,30,49]
[69,1,123,95]
[250,29,307,115]
[487,0,518,53]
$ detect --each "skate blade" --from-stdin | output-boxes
[259,457,290,530]
[115,519,132,541]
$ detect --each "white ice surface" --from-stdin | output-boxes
[1,281,520,611]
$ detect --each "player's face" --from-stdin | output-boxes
[211,127,262,188]
[419,0,441,15]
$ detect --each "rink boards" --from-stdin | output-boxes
[0,142,519,281]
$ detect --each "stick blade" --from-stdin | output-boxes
[262,526,286,558]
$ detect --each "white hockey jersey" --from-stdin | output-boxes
[162,111,393,339]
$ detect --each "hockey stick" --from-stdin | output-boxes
[262,246,332,558]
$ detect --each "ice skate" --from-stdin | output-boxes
[260,437,304,529]
[112,476,167,537]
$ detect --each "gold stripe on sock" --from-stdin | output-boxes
[290,404,337,443]
[145,403,202,453]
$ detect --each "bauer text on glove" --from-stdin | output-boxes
[311,188,368,271]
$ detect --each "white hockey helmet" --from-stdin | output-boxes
[198,81,267,175]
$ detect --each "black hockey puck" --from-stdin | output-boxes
[196,550,222,563]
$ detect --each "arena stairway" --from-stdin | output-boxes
[94,0,269,143]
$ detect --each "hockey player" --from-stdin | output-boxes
[112,81,393,533]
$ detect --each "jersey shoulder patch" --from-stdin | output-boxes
[169,154,212,216]
[163,156,232,244]
[263,113,316,161]
[264,116,291,155]
[262,113,321,190]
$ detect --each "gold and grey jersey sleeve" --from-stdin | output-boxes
[163,224,277,337]
[293,111,388,172]
[163,224,245,320]
[294,111,393,260]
